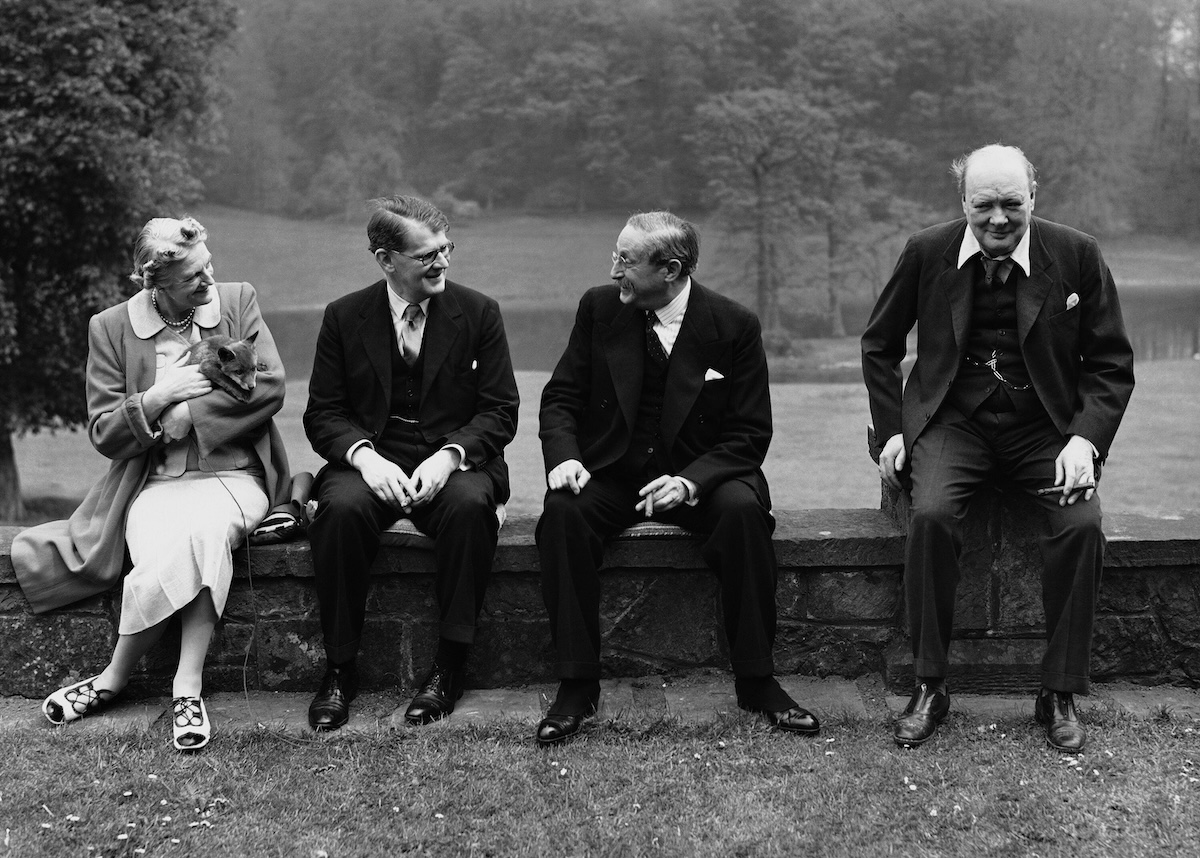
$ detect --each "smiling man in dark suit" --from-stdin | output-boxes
[862,144,1135,752]
[303,195,519,730]
[534,211,819,746]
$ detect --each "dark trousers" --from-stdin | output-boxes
[536,469,780,684]
[906,409,1104,694]
[308,463,500,665]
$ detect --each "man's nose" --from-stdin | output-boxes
[988,206,1008,224]
[610,261,623,279]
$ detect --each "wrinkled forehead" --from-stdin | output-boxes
[964,154,1032,200]
[616,225,652,255]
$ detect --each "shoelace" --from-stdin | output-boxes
[65,681,112,716]
[173,697,204,728]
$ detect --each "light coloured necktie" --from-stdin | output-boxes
[400,303,424,365]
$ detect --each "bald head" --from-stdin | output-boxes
[955,145,1036,258]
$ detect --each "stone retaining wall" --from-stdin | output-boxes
[2,504,1198,698]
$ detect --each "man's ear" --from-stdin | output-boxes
[663,259,683,282]
[373,248,394,271]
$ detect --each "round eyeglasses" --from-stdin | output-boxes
[395,242,455,266]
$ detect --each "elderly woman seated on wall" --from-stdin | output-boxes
[12,216,292,751]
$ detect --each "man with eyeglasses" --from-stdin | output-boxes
[862,144,1134,753]
[303,195,519,730]
[534,211,821,746]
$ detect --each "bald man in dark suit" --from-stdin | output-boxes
[862,145,1135,752]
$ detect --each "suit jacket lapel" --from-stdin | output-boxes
[600,301,643,431]
[421,286,463,399]
[940,225,974,353]
[1017,221,1054,345]
[358,282,394,402]
[660,284,715,444]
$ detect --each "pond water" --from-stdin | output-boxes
[263,284,1199,380]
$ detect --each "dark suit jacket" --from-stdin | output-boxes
[861,217,1135,460]
[539,281,772,506]
[304,279,519,501]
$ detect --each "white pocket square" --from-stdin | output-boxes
[1065,293,1079,310]
[704,368,725,382]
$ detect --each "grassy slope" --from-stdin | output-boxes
[6,714,1198,857]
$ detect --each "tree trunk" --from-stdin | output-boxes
[0,431,24,522]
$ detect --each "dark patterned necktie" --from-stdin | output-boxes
[645,311,669,366]
[981,255,1002,287]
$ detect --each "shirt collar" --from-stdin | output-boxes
[649,277,691,325]
[957,224,1032,277]
[386,285,431,320]
[129,286,222,339]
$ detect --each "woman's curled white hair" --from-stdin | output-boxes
[129,216,208,290]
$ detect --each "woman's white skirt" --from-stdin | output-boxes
[120,470,268,634]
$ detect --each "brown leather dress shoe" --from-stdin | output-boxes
[308,664,358,731]
[1035,688,1086,753]
[404,664,464,725]
[894,683,950,747]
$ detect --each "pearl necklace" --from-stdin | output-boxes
[152,289,195,330]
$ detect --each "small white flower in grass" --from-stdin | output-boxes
[40,823,51,830]
[393,807,400,812]
[909,784,918,791]
[147,774,158,780]
[693,753,701,760]
[953,805,962,812]
[435,813,445,820]
[117,834,128,840]
[559,768,568,777]
[825,738,835,743]
[171,839,180,845]
[929,808,938,816]
[189,822,200,828]
[718,741,726,749]
[160,800,167,806]
[127,822,137,828]
[123,791,133,797]
[135,849,146,855]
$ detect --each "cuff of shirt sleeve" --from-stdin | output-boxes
[442,443,469,471]
[678,476,700,506]
[346,439,374,466]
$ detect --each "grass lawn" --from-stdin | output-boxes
[7,712,1198,857]
[12,359,1200,523]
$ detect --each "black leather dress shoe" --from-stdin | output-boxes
[404,664,464,725]
[535,710,593,747]
[1035,688,1086,753]
[893,683,950,747]
[308,665,358,731]
[763,706,821,735]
